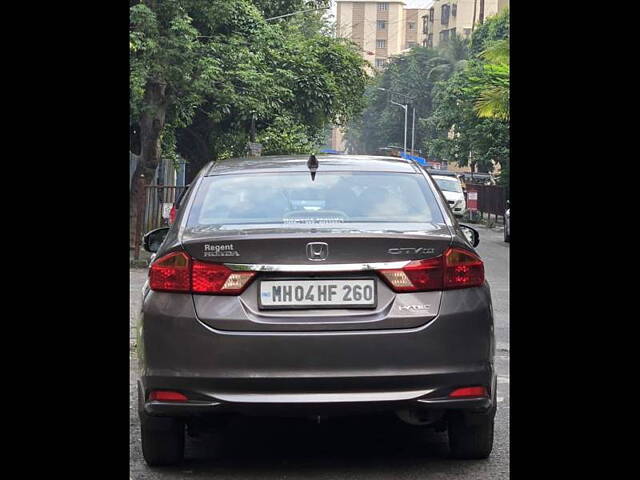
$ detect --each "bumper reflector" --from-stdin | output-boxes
[149,390,188,402]
[448,386,488,398]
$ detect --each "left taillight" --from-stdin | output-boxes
[149,251,191,292]
[149,251,255,295]
[192,261,255,295]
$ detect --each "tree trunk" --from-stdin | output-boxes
[472,0,478,32]
[479,0,485,24]
[130,80,168,259]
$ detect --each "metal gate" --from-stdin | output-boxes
[143,185,187,232]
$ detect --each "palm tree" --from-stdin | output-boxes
[474,39,509,120]
[426,34,469,82]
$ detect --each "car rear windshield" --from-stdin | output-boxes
[186,172,444,229]
[434,177,462,193]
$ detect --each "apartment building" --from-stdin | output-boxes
[423,0,509,48]
[404,8,430,50]
[336,1,431,71]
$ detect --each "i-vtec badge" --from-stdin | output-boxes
[388,247,435,255]
[399,304,431,313]
[203,243,240,257]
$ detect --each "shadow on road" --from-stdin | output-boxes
[155,414,476,476]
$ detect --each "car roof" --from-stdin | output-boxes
[206,154,422,176]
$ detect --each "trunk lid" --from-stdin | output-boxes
[182,225,452,332]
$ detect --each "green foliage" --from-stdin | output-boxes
[344,46,448,155]
[130,0,367,175]
[258,115,318,155]
[424,10,509,173]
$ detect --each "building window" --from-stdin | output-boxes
[377,20,386,30]
[441,4,450,25]
[376,39,386,49]
[429,7,434,22]
[452,4,457,16]
[449,27,456,38]
[408,22,415,30]
[377,2,389,11]
[428,34,433,48]
[440,29,450,42]
[423,17,428,34]
[375,58,387,68]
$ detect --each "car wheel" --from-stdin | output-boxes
[448,410,494,459]
[138,389,185,466]
[140,413,185,466]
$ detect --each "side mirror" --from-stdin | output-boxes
[459,224,480,247]
[143,227,170,253]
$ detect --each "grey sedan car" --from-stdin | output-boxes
[137,155,496,465]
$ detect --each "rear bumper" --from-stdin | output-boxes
[137,286,495,417]
[141,371,494,418]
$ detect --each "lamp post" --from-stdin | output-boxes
[378,88,415,156]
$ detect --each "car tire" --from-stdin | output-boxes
[140,415,185,466]
[448,410,494,459]
[138,387,185,466]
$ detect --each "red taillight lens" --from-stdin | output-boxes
[149,252,255,295]
[444,248,484,289]
[149,251,191,292]
[377,248,484,292]
[449,386,488,398]
[168,205,177,225]
[149,390,188,402]
[378,257,444,292]
[192,261,256,294]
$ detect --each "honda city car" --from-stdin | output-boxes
[136,154,496,465]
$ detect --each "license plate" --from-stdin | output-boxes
[259,279,377,309]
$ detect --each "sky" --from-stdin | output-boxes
[328,0,435,17]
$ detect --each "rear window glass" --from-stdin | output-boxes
[434,177,462,193]
[187,172,444,229]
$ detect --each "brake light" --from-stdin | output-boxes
[377,247,484,292]
[149,252,255,295]
[192,261,255,294]
[149,251,191,292]
[449,386,488,398]
[149,390,188,402]
[444,248,484,289]
[168,205,177,225]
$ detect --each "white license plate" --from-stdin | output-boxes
[259,279,377,309]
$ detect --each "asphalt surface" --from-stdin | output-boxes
[129,224,509,479]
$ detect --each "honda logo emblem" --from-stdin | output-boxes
[306,242,329,261]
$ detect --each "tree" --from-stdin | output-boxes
[423,9,509,173]
[343,45,448,156]
[130,0,368,247]
[474,38,509,120]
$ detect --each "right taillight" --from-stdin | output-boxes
[378,247,484,292]
[149,251,255,295]
[444,248,484,289]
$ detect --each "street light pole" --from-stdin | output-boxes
[265,6,330,21]
[379,88,410,155]
[411,106,416,155]
[390,99,408,155]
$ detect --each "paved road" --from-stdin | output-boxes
[129,224,509,479]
